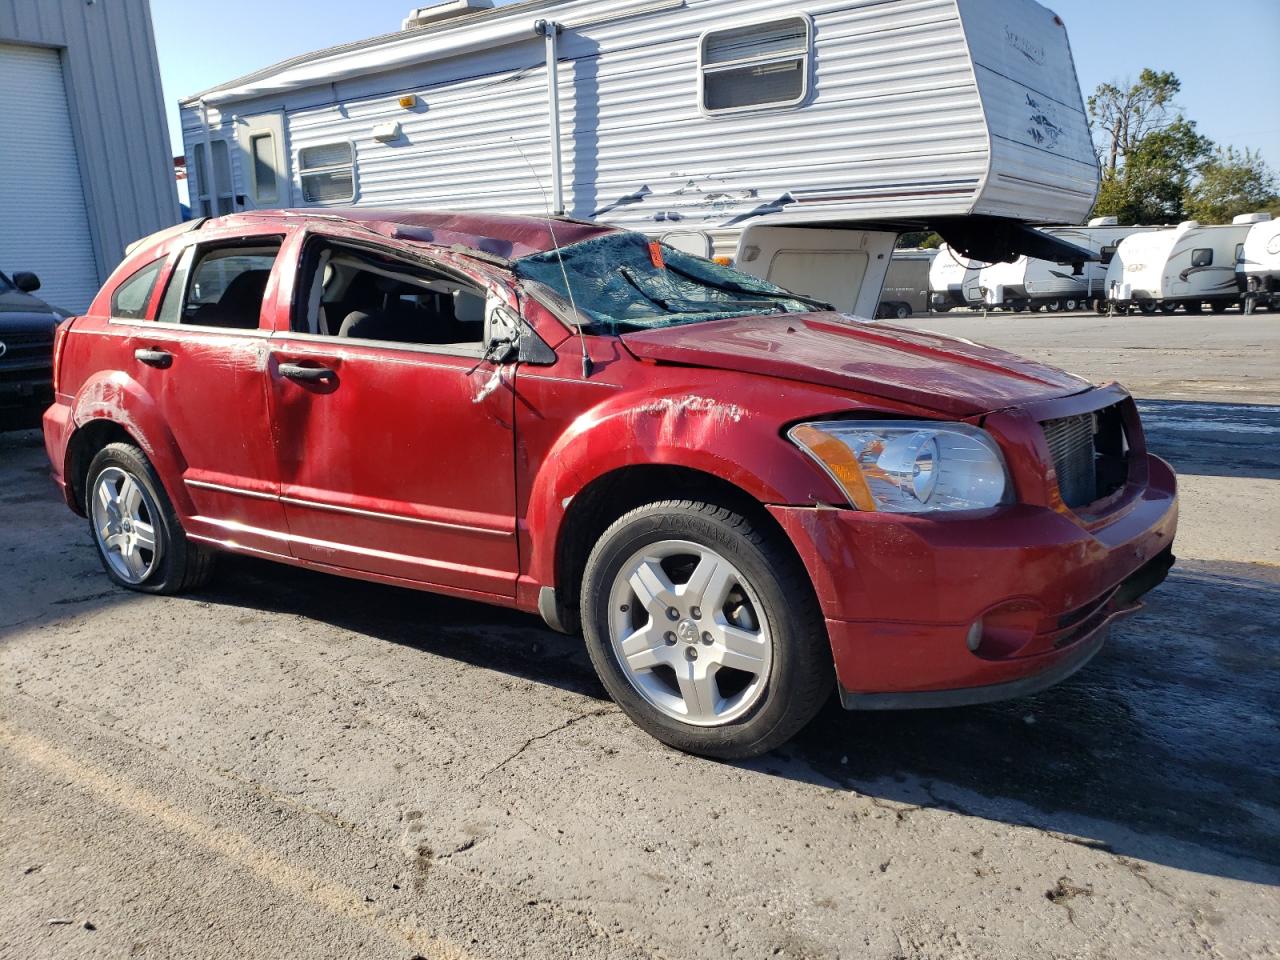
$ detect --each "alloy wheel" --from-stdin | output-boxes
[607,539,773,727]
[90,466,162,584]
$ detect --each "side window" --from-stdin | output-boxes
[1191,248,1213,268]
[111,259,165,320]
[298,242,487,354]
[155,240,282,329]
[700,17,811,115]
[1100,244,1118,266]
[299,143,355,203]
[1235,243,1245,263]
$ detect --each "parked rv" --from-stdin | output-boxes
[928,244,984,312]
[878,249,937,319]
[978,218,1163,312]
[179,0,1099,319]
[1105,214,1271,314]
[1238,216,1280,314]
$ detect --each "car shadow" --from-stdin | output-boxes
[197,552,1280,886]
[1138,399,1280,480]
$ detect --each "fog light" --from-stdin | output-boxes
[966,620,984,653]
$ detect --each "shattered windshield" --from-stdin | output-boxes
[513,231,826,333]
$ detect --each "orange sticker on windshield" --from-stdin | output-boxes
[648,241,666,269]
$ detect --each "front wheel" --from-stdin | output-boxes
[87,443,215,594]
[581,500,832,759]
[894,303,911,320]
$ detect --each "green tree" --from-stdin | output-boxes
[1088,70,1212,223]
[1088,69,1182,177]
[1184,147,1279,223]
[896,231,942,249]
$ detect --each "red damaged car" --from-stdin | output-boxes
[43,211,1177,758]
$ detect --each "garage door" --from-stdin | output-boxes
[0,43,100,313]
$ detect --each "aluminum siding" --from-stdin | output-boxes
[0,0,179,308]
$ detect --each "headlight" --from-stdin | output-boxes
[788,420,1010,513]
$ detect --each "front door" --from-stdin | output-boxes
[265,233,520,597]
[237,112,289,210]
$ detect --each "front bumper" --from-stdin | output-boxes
[768,453,1178,708]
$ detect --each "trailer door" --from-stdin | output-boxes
[238,112,290,210]
[734,226,895,317]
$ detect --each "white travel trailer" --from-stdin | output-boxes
[1237,216,1280,313]
[928,244,984,312]
[976,217,1162,312]
[878,248,937,319]
[1105,214,1271,314]
[178,0,1099,317]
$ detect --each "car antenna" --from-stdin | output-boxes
[511,138,593,377]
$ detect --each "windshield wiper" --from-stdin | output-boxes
[661,261,834,312]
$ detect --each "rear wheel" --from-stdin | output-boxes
[87,443,215,594]
[1138,301,1158,315]
[1160,302,1178,314]
[581,500,832,759]
[893,303,911,320]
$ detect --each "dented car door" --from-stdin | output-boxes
[264,231,520,597]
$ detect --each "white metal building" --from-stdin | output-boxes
[0,0,179,312]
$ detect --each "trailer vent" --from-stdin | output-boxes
[700,17,811,114]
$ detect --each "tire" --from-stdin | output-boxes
[580,500,833,759]
[1064,299,1079,312]
[86,442,215,595]
[1045,300,1061,312]
[1138,301,1157,315]
[1160,302,1178,314]
[1012,303,1027,313]
[894,303,911,320]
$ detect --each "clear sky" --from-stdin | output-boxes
[150,0,1280,167]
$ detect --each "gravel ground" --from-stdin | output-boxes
[1,313,1278,959]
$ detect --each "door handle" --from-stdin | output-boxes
[279,362,337,384]
[135,348,173,369]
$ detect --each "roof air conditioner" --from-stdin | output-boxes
[402,0,494,30]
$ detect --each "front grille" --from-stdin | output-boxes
[1041,403,1129,509]
[0,331,53,374]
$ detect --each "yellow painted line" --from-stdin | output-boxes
[0,723,477,960]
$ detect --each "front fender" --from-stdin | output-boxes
[519,377,855,591]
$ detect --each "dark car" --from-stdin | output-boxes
[43,210,1178,759]
[1,269,64,427]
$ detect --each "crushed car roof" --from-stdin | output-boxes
[210,208,619,262]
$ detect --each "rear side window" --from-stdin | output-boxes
[1192,248,1213,267]
[156,240,282,329]
[298,143,355,203]
[700,17,812,114]
[111,259,164,319]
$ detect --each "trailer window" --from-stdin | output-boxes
[1192,248,1213,268]
[1235,243,1245,263]
[299,143,356,204]
[700,16,811,114]
[1100,244,1118,266]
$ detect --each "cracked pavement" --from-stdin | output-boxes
[2,313,1279,959]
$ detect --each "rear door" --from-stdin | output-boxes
[122,228,289,554]
[264,232,520,597]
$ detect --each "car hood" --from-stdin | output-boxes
[0,288,63,332]
[621,314,1092,418]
